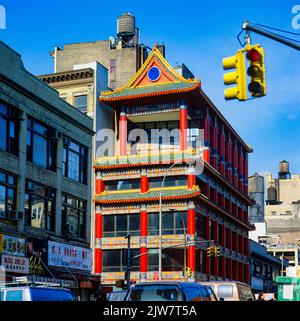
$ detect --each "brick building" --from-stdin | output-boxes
[93,47,253,285]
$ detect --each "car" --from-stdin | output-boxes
[200,281,255,301]
[107,290,128,301]
[0,285,77,301]
[124,282,218,301]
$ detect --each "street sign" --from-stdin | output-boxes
[148,249,159,254]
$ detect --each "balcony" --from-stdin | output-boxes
[93,148,201,169]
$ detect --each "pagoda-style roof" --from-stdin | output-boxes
[93,149,199,170]
[94,186,200,205]
[100,47,200,103]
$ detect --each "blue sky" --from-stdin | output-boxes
[1,0,300,177]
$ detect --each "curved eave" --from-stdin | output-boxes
[99,82,201,104]
[93,157,197,170]
[94,188,200,205]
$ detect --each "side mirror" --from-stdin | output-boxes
[219,297,225,301]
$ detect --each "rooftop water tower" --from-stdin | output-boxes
[117,12,138,48]
[278,160,291,179]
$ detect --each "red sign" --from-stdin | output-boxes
[153,272,159,281]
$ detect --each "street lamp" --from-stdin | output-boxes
[158,155,200,281]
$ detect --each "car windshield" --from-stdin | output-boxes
[108,292,127,301]
[30,288,75,301]
[127,285,180,301]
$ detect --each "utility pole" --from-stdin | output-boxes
[125,235,131,290]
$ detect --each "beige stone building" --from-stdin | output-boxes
[51,12,148,90]
[264,161,300,245]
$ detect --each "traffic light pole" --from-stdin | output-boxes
[242,21,300,52]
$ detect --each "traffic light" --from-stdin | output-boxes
[115,279,125,288]
[186,267,192,278]
[246,44,266,97]
[222,49,247,101]
[214,246,222,257]
[206,246,215,258]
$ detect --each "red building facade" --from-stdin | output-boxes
[93,47,253,285]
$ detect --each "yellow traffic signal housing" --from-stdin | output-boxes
[206,246,214,258]
[246,44,266,97]
[186,267,192,278]
[214,246,222,257]
[222,49,247,101]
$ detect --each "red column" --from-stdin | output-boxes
[119,112,127,156]
[245,237,249,257]
[140,207,148,274]
[220,257,226,278]
[203,146,210,164]
[203,117,210,147]
[187,166,195,190]
[220,126,226,176]
[140,169,149,194]
[205,217,211,275]
[227,258,232,280]
[180,104,187,151]
[187,203,196,273]
[239,263,244,283]
[245,264,250,284]
[243,154,248,194]
[95,172,105,194]
[94,207,103,274]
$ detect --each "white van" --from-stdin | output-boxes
[201,281,254,301]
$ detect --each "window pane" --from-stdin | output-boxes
[70,141,80,152]
[74,95,87,108]
[68,151,80,181]
[148,214,159,235]
[129,214,140,232]
[116,215,127,235]
[67,207,79,235]
[7,188,15,210]
[0,185,6,216]
[218,285,233,298]
[0,116,7,151]
[33,122,47,136]
[31,196,45,229]
[103,215,114,232]
[33,135,47,167]
[162,213,173,230]
[0,103,7,115]
[6,290,23,301]
[0,173,5,183]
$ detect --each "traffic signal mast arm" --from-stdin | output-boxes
[242,21,300,51]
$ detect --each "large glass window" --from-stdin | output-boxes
[105,179,140,191]
[148,212,187,235]
[26,118,56,170]
[24,181,55,231]
[62,194,86,239]
[0,102,18,155]
[102,214,140,237]
[74,95,88,114]
[102,249,140,272]
[0,171,16,219]
[63,138,87,184]
[150,176,187,188]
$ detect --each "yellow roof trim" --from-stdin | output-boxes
[101,47,199,97]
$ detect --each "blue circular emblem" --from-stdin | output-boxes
[147,66,161,82]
